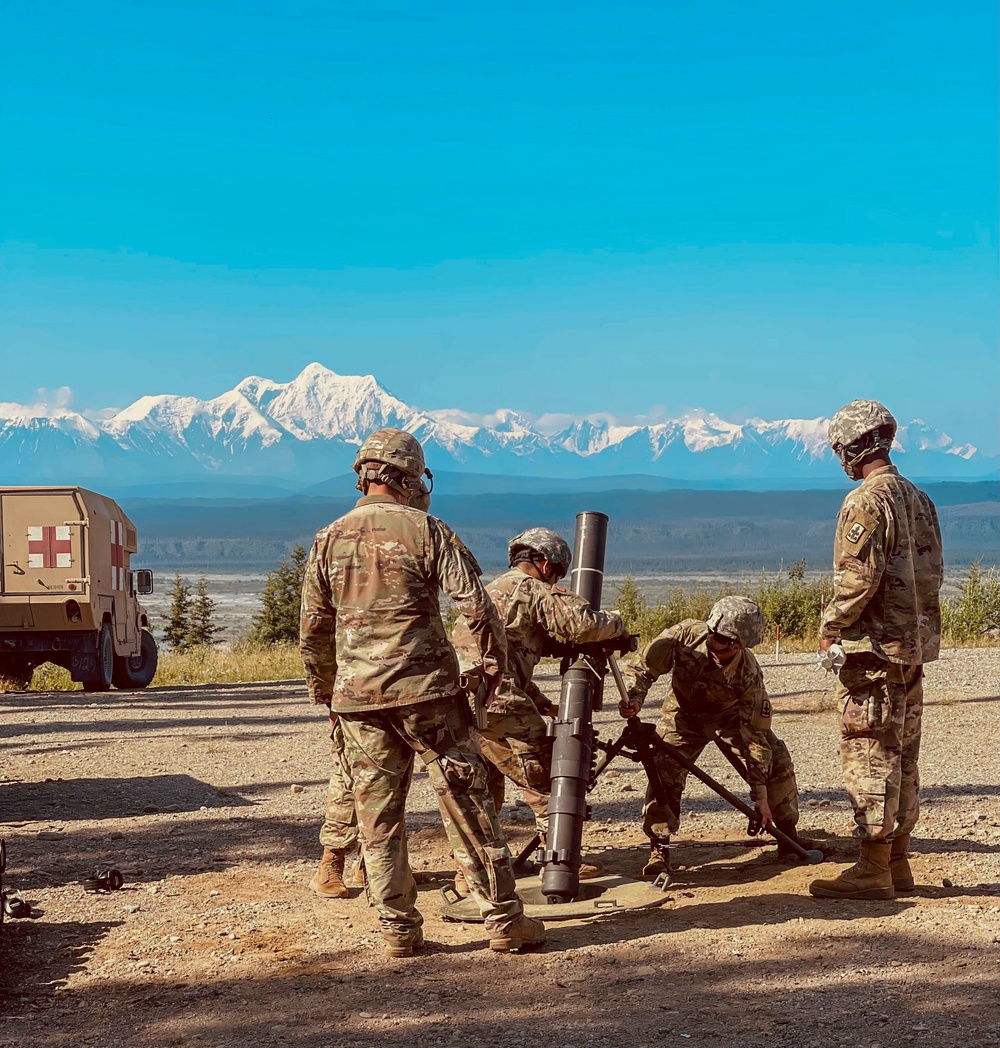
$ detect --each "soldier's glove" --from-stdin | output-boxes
[814,643,846,673]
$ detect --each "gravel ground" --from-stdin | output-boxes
[0,648,997,1048]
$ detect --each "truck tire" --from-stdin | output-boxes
[112,630,158,690]
[80,626,114,692]
[0,656,34,691]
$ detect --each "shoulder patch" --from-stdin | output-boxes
[841,506,879,555]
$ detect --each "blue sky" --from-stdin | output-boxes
[2,1,997,449]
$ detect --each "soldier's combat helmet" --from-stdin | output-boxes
[707,596,765,648]
[508,527,573,577]
[353,428,434,499]
[828,400,897,480]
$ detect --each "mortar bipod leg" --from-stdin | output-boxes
[513,832,541,870]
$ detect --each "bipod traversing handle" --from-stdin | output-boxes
[607,656,824,866]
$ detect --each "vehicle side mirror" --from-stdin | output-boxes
[135,569,154,595]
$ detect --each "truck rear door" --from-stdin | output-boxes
[0,490,87,597]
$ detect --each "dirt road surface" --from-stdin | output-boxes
[1,650,997,1048]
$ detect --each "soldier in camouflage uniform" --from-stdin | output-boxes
[452,527,628,886]
[307,484,432,900]
[300,428,544,956]
[619,596,816,877]
[810,400,943,901]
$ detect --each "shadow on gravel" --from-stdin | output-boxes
[0,775,252,824]
[1,921,996,1048]
[0,918,121,1008]
[2,713,316,743]
[925,694,1000,707]
[1,813,332,890]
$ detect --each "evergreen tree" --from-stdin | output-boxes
[615,574,647,635]
[187,578,223,647]
[250,545,308,644]
[163,572,192,651]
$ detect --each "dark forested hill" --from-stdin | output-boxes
[121,481,999,572]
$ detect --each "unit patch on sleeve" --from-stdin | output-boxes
[841,506,879,555]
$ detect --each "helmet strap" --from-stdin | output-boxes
[356,464,413,498]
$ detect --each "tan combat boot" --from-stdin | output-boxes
[352,855,367,887]
[489,914,546,953]
[309,848,349,899]
[809,840,895,900]
[382,925,424,958]
[889,834,914,892]
[452,866,471,897]
[642,839,670,877]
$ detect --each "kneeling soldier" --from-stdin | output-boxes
[619,596,816,876]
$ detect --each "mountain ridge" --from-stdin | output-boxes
[0,363,994,486]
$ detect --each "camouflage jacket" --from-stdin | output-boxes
[299,495,506,713]
[453,567,626,716]
[819,465,943,664]
[621,619,774,791]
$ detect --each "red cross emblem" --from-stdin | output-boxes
[27,526,73,569]
[110,519,124,589]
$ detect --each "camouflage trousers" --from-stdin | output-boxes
[319,714,362,852]
[336,696,523,935]
[475,710,552,835]
[643,708,799,841]
[836,654,923,841]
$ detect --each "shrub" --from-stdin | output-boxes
[942,562,1000,643]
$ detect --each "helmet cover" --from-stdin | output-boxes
[352,428,432,497]
[508,527,573,574]
[828,400,897,451]
[707,596,765,648]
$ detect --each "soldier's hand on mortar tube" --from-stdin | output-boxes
[619,696,642,719]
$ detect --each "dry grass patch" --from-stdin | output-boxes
[0,640,305,693]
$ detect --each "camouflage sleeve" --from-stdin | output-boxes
[819,494,888,641]
[428,518,507,676]
[532,584,626,645]
[738,657,772,795]
[298,536,337,706]
[620,626,682,707]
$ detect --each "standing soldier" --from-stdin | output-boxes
[810,400,943,900]
[307,481,433,900]
[300,429,544,956]
[452,528,629,886]
[618,597,817,877]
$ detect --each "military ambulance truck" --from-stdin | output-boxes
[0,487,157,691]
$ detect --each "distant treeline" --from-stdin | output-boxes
[124,482,999,572]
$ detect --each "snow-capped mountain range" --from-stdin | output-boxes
[0,363,992,487]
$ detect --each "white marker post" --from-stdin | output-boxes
[774,622,781,662]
